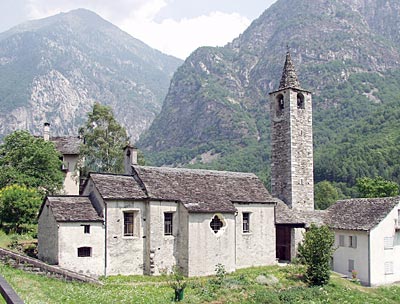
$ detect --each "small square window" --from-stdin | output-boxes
[78,247,92,257]
[164,212,173,236]
[243,212,250,233]
[83,225,90,234]
[124,212,135,237]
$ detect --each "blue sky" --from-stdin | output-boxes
[0,0,277,59]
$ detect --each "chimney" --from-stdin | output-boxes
[123,144,138,174]
[43,122,50,141]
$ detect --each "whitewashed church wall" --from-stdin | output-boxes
[147,200,178,275]
[187,213,236,277]
[105,200,146,275]
[58,222,104,277]
[234,204,276,268]
[38,206,59,264]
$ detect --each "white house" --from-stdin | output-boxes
[38,165,277,277]
[327,197,400,286]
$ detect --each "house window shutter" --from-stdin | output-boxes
[384,237,394,249]
[339,235,345,247]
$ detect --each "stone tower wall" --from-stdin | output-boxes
[270,88,314,211]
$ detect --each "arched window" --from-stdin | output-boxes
[77,247,92,257]
[276,94,284,116]
[297,93,305,109]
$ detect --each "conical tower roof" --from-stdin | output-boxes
[278,50,301,90]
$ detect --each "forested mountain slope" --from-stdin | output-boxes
[0,9,182,140]
[138,0,400,190]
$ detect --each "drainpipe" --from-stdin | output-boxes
[367,231,371,286]
[104,204,107,277]
[234,211,238,266]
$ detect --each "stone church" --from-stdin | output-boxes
[37,51,325,278]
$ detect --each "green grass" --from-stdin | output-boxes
[1,263,400,303]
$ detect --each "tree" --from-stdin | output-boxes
[356,176,399,198]
[78,103,129,174]
[298,224,335,286]
[0,185,42,232]
[0,130,64,194]
[314,181,341,210]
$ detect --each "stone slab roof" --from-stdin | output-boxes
[89,173,148,200]
[275,200,327,227]
[44,196,103,222]
[326,197,400,231]
[51,136,81,155]
[132,166,273,213]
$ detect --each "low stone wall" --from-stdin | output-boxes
[0,248,102,285]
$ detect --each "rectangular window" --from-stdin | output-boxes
[349,235,357,248]
[348,259,355,272]
[385,261,394,275]
[82,225,90,234]
[339,235,345,247]
[164,212,173,236]
[243,212,250,233]
[77,247,92,257]
[384,237,394,249]
[124,212,135,237]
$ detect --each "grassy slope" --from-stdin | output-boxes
[1,263,400,304]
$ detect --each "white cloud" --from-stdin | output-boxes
[120,11,250,59]
[24,0,251,59]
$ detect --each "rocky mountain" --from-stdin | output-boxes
[138,0,400,190]
[0,9,182,140]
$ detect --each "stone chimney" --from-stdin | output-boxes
[43,122,50,141]
[123,144,138,174]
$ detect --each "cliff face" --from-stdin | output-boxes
[0,9,182,140]
[138,0,400,155]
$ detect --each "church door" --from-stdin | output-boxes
[276,226,291,261]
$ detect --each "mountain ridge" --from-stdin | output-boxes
[0,8,182,140]
[138,0,400,191]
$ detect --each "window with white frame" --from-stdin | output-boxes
[124,211,135,237]
[339,235,345,247]
[164,212,173,236]
[242,212,250,233]
[384,237,394,249]
[349,235,357,248]
[385,261,394,275]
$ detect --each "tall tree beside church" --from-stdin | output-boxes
[78,103,129,175]
[0,130,64,194]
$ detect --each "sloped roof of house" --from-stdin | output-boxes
[43,196,103,222]
[275,200,327,227]
[131,166,274,213]
[51,136,81,155]
[326,197,400,231]
[89,173,148,200]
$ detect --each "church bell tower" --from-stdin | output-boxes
[269,50,314,211]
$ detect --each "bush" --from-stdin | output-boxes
[0,185,42,232]
[298,224,335,286]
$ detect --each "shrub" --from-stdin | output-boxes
[297,224,335,286]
